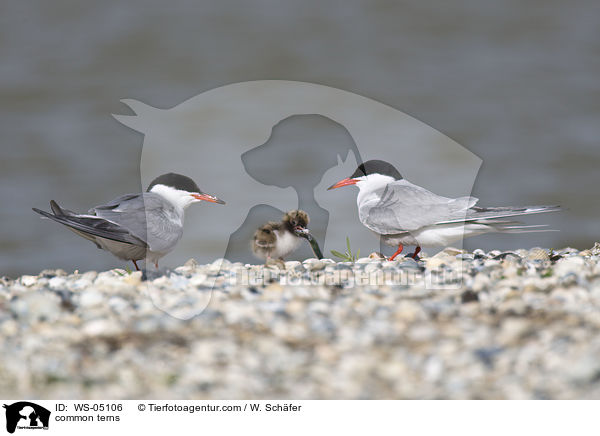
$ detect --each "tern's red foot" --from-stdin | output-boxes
[409,246,421,260]
[132,260,140,271]
[388,244,404,261]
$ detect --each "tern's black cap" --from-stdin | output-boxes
[147,173,201,193]
[351,160,403,180]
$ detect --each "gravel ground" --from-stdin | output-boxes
[2,244,600,399]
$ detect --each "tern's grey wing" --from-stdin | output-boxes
[92,192,183,253]
[33,201,147,247]
[359,180,477,234]
[90,193,140,212]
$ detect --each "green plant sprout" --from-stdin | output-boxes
[331,237,361,262]
[113,266,133,276]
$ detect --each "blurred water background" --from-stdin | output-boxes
[1,0,598,277]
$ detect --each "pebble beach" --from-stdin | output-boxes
[2,244,600,399]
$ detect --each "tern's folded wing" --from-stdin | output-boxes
[92,192,183,253]
[359,180,478,234]
[33,206,148,247]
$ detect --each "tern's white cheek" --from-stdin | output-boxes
[150,184,196,210]
[356,174,395,205]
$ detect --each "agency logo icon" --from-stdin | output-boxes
[2,402,50,434]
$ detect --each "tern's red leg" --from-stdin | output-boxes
[154,261,159,269]
[132,260,140,271]
[389,244,404,261]
[411,246,422,259]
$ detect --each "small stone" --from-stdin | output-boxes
[1,319,18,336]
[368,252,386,260]
[426,252,454,269]
[175,258,199,275]
[394,301,427,322]
[555,247,579,256]
[493,251,520,260]
[472,274,491,292]
[521,277,554,293]
[498,299,529,316]
[265,259,286,270]
[527,248,550,261]
[80,271,98,281]
[123,271,142,285]
[71,278,93,290]
[424,357,444,382]
[39,269,57,278]
[20,276,37,287]
[461,290,479,303]
[107,296,129,313]
[442,247,465,256]
[554,257,585,276]
[335,262,353,270]
[185,258,198,268]
[568,355,600,384]
[79,290,104,308]
[407,324,437,342]
[48,276,67,290]
[286,300,305,315]
[364,263,381,273]
[10,292,61,323]
[207,258,231,273]
[189,274,209,287]
[307,260,327,271]
[83,319,121,336]
[498,318,531,344]
[501,263,520,279]
[398,257,420,268]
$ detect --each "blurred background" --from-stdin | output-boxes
[1,0,598,277]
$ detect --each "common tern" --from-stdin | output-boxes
[328,160,560,260]
[252,210,310,264]
[33,173,225,270]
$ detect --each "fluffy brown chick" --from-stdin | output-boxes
[252,210,310,261]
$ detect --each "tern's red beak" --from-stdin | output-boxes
[191,193,226,204]
[327,178,358,190]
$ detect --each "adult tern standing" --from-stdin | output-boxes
[33,173,225,270]
[328,160,559,260]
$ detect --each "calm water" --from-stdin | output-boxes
[1,0,598,277]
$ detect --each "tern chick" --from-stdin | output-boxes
[252,210,310,264]
[328,159,560,260]
[33,173,225,270]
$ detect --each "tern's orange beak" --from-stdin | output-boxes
[327,178,358,190]
[191,193,226,204]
